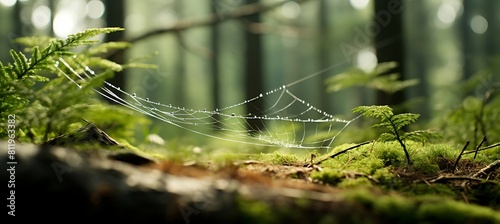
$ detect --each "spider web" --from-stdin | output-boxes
[55,56,360,150]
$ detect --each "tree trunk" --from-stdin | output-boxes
[374,0,405,107]
[243,0,264,133]
[317,0,329,110]
[461,0,473,81]
[103,0,126,104]
[211,0,222,131]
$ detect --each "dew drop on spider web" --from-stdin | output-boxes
[132,93,136,97]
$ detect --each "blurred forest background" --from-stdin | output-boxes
[1,0,499,145]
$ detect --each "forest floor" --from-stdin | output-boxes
[5,123,500,223]
[148,141,500,223]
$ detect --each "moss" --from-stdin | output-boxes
[316,215,340,224]
[353,157,385,174]
[339,177,373,188]
[310,168,344,185]
[373,141,406,167]
[416,199,500,223]
[372,167,400,189]
[402,183,457,198]
[237,197,277,224]
[372,194,415,223]
[345,189,500,224]
[259,151,300,165]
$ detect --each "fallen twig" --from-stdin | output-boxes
[464,142,500,155]
[472,159,500,179]
[313,141,371,166]
[428,175,484,183]
[473,136,487,159]
[452,141,469,173]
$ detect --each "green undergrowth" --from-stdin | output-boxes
[233,188,500,224]
[312,141,459,178]
[309,141,500,209]
[227,140,500,223]
[141,139,499,210]
[161,140,497,211]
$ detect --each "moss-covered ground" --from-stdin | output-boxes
[138,140,500,223]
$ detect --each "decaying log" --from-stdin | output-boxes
[0,142,360,222]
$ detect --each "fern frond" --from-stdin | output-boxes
[369,74,419,94]
[352,105,393,119]
[390,113,420,130]
[88,57,123,72]
[0,61,7,77]
[13,27,124,79]
[326,61,418,94]
[15,36,56,49]
[372,121,393,130]
[10,50,29,78]
[401,130,441,142]
[325,69,368,92]
[372,61,398,75]
[87,42,131,56]
[62,27,123,49]
[378,133,396,142]
[353,105,425,166]
[31,46,41,65]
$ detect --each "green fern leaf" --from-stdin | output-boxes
[372,61,398,75]
[372,121,393,130]
[0,61,7,77]
[378,132,396,142]
[369,74,419,94]
[352,105,393,119]
[87,42,131,56]
[89,58,123,72]
[31,46,41,65]
[401,130,441,142]
[390,113,420,130]
[10,50,30,78]
[15,36,55,49]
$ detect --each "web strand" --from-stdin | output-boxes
[55,56,359,150]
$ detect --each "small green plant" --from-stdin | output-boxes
[0,27,151,144]
[352,105,439,165]
[325,62,419,94]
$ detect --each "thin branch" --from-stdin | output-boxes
[314,141,371,166]
[105,0,316,59]
[174,31,213,59]
[473,136,486,159]
[429,175,484,183]
[127,0,315,44]
[452,140,469,173]
[463,141,500,155]
[472,159,500,178]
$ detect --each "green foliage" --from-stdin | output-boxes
[435,67,500,146]
[345,189,500,224]
[325,62,419,94]
[260,151,300,165]
[352,105,440,165]
[0,27,150,144]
